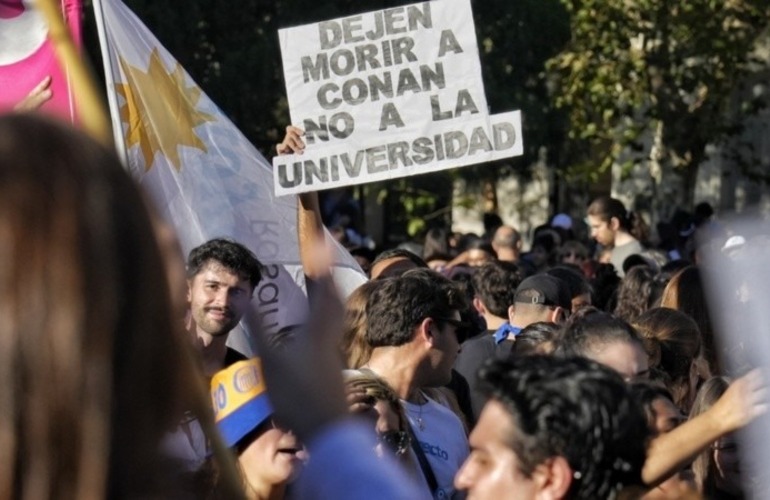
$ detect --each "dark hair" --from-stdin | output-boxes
[483,212,504,236]
[371,248,428,275]
[186,238,263,289]
[660,266,718,374]
[366,269,468,347]
[466,237,497,258]
[510,322,560,356]
[590,263,621,312]
[479,356,649,499]
[547,266,592,301]
[557,240,589,262]
[557,308,644,360]
[614,266,664,322]
[630,381,676,434]
[532,231,560,254]
[423,227,452,262]
[471,261,523,318]
[632,308,701,412]
[587,196,648,243]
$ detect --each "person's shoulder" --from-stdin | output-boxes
[616,239,644,252]
[460,331,496,351]
[455,332,496,373]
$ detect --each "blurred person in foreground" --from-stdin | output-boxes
[0,114,240,498]
[454,356,650,499]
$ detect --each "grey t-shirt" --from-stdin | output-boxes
[611,239,644,277]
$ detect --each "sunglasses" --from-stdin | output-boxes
[377,430,411,456]
[433,316,472,342]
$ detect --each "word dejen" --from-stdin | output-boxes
[318,3,432,50]
[276,121,517,189]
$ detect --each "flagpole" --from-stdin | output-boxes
[90,0,128,166]
[34,0,113,149]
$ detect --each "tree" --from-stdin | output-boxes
[456,0,570,213]
[547,0,770,216]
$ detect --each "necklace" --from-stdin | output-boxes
[413,391,426,431]
[416,404,425,431]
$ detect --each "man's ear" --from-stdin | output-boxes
[417,317,436,346]
[549,306,566,324]
[186,280,193,302]
[507,305,516,324]
[532,456,573,500]
[610,216,620,231]
[472,297,486,315]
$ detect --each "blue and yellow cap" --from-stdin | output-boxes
[210,358,273,448]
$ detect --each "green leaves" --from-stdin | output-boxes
[547,0,770,187]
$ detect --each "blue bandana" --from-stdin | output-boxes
[494,323,522,344]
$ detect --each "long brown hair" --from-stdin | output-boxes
[0,115,213,498]
[661,266,718,376]
[689,377,732,498]
[633,307,702,413]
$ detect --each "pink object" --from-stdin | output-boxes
[0,0,82,121]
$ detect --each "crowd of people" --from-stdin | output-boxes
[2,113,769,500]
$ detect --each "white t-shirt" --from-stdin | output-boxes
[403,394,470,500]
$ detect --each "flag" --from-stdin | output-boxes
[0,0,81,120]
[97,0,366,351]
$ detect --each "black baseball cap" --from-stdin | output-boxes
[514,274,571,310]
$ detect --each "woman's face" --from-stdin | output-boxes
[467,248,494,267]
[561,249,587,266]
[713,434,742,495]
[588,214,616,247]
[238,419,307,488]
[651,396,683,435]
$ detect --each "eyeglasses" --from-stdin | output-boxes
[561,251,587,260]
[377,430,411,456]
[433,317,468,329]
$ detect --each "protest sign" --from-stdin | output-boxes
[273,0,523,196]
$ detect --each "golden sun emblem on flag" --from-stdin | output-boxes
[116,49,215,171]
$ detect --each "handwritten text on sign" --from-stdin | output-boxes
[273,0,523,195]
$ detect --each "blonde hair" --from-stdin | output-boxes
[344,373,407,430]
